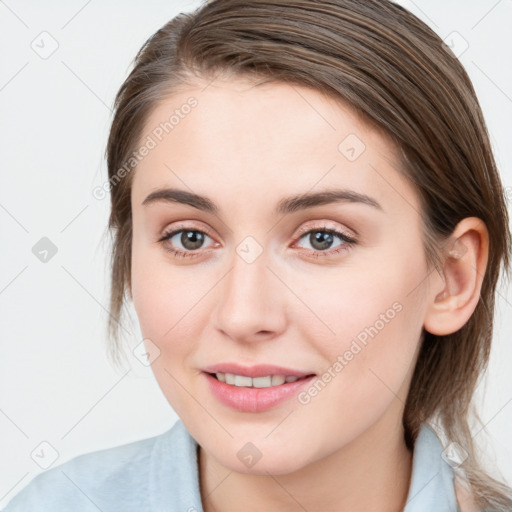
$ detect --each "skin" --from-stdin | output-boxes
[129,76,488,512]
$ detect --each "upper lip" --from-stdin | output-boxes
[202,363,315,378]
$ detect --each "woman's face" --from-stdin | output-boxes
[130,77,432,474]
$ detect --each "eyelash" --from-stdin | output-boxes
[157,224,357,260]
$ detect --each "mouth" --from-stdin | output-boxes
[202,370,317,413]
[206,372,316,388]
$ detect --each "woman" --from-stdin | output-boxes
[4,0,511,510]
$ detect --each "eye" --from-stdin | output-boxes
[293,225,357,258]
[158,226,216,259]
[157,223,357,260]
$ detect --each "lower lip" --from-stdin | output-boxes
[203,372,316,412]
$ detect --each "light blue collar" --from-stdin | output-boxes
[152,420,458,511]
[404,423,459,511]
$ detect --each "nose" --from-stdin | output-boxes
[212,245,287,344]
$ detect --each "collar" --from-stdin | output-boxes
[403,423,459,511]
[149,420,458,511]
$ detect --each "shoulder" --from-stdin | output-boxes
[1,428,172,512]
[404,423,479,511]
[414,424,481,512]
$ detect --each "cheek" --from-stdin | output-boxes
[131,240,215,361]
[131,258,168,339]
[131,246,204,414]
[131,237,181,341]
[310,240,427,409]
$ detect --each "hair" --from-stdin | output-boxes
[103,0,512,509]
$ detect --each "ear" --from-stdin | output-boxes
[423,217,489,336]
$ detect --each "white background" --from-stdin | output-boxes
[0,0,511,507]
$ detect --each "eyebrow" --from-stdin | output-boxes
[142,187,383,214]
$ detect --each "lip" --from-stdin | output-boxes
[202,371,317,413]
[201,362,314,378]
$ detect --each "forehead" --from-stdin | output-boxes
[131,77,419,217]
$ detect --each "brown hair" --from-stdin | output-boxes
[104,0,512,508]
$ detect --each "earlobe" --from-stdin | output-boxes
[423,218,489,336]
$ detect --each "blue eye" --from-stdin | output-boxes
[294,227,357,258]
[158,225,357,260]
[158,228,214,259]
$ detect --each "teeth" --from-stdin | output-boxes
[214,372,305,388]
[234,375,252,387]
[271,375,286,386]
[253,376,272,388]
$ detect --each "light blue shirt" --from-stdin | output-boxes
[2,419,460,511]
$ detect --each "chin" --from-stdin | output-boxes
[211,444,312,476]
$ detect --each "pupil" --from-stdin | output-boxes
[311,231,333,250]
[182,230,204,250]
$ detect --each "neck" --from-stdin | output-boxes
[198,416,413,512]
